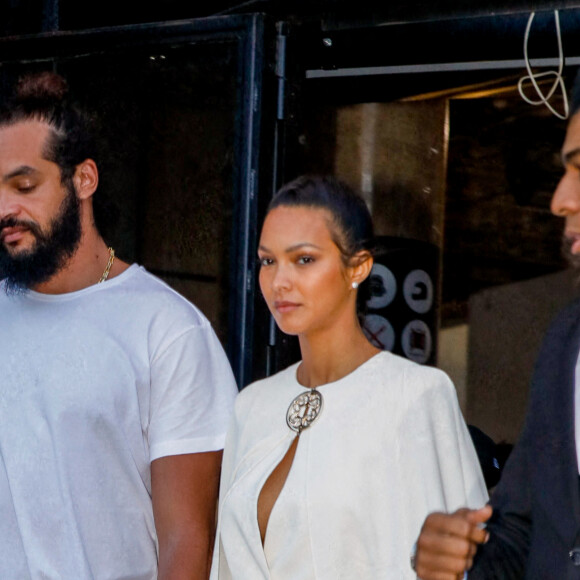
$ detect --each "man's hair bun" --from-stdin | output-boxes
[15,71,69,102]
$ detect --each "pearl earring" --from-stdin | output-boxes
[352,281,359,289]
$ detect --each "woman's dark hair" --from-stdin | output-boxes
[0,71,117,240]
[268,175,375,314]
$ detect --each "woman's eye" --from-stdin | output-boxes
[297,256,314,265]
[17,184,35,194]
[259,257,274,267]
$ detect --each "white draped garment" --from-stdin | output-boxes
[211,351,488,580]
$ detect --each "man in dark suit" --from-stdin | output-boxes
[413,100,580,578]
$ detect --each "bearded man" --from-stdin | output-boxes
[414,86,580,579]
[0,72,238,579]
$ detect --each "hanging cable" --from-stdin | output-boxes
[518,10,569,120]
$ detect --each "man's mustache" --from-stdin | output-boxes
[0,218,43,239]
[562,235,580,269]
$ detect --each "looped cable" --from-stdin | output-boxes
[518,10,569,120]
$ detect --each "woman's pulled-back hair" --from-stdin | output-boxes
[268,175,375,260]
[267,175,375,314]
[0,71,116,240]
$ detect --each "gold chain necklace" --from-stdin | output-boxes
[98,247,115,283]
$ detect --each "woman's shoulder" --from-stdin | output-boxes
[227,362,301,440]
[372,350,451,380]
[234,361,301,409]
[369,351,455,400]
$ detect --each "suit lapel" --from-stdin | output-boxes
[534,299,580,545]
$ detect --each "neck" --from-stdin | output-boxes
[297,314,380,388]
[32,226,127,295]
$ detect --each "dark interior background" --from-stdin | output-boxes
[0,1,578,442]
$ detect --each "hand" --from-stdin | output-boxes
[414,505,492,580]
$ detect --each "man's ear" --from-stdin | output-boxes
[350,251,374,287]
[73,159,99,200]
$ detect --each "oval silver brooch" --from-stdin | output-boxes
[286,390,323,433]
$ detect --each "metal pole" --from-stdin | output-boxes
[42,0,59,32]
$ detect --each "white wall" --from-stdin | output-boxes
[466,269,579,443]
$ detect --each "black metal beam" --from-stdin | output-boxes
[319,1,580,30]
[298,8,580,74]
[42,0,58,32]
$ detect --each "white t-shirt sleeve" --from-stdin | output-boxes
[148,323,238,461]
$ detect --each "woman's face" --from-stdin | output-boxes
[258,205,356,337]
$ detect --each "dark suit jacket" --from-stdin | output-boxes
[471,298,580,579]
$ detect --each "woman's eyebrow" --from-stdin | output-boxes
[284,243,322,253]
[258,242,322,253]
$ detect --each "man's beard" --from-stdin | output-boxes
[0,181,82,294]
[561,236,580,271]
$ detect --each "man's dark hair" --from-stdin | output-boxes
[0,71,116,239]
[570,68,580,117]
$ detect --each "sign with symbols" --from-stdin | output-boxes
[362,314,396,351]
[401,319,432,364]
[362,236,439,365]
[367,263,397,310]
[403,269,433,314]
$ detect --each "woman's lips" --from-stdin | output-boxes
[274,301,300,313]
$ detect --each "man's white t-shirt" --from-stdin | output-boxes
[0,264,238,580]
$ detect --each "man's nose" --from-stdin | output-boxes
[0,191,19,221]
[551,169,580,217]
